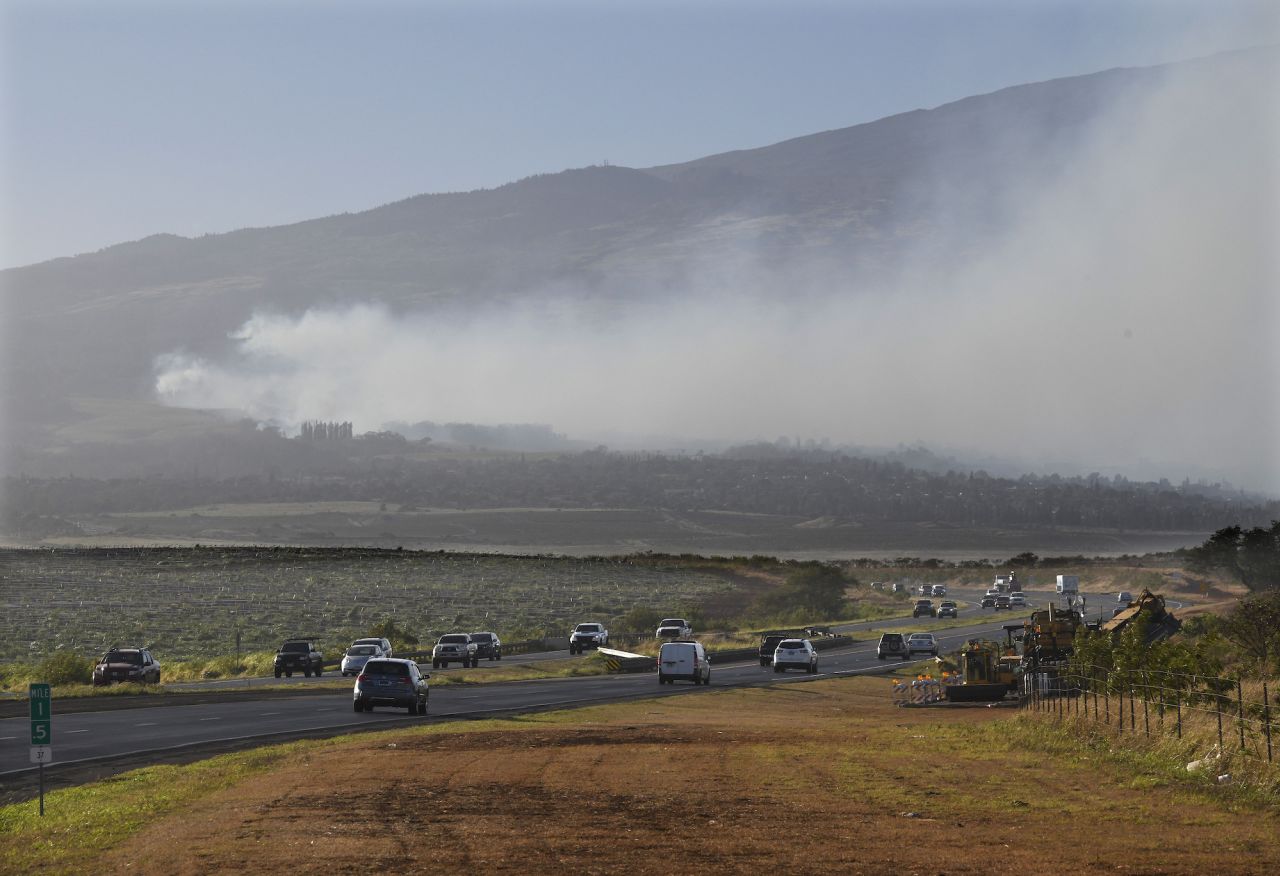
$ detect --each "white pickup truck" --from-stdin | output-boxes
[569,622,609,654]
[655,618,693,639]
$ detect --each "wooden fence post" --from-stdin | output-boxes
[1237,678,1246,753]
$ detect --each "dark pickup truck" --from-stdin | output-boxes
[274,640,324,678]
[759,631,805,667]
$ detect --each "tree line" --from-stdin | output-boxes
[6,450,1276,535]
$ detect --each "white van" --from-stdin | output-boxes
[657,641,711,686]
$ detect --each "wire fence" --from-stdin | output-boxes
[1021,663,1276,763]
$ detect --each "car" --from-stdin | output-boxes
[92,647,161,685]
[273,640,323,678]
[773,638,818,673]
[994,595,1012,611]
[353,658,429,714]
[1009,593,1027,608]
[917,584,931,596]
[341,644,383,676]
[937,600,958,619]
[871,581,885,592]
[470,631,503,661]
[656,618,693,639]
[657,640,710,685]
[986,587,1001,598]
[1117,591,1133,603]
[980,594,996,608]
[912,599,936,618]
[569,622,609,654]
[352,637,393,658]
[931,584,947,597]
[877,632,910,660]
[432,633,478,668]
[906,632,939,656]
[759,632,796,666]
[891,582,906,594]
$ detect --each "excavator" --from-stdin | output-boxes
[1100,589,1181,641]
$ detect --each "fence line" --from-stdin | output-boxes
[1021,663,1276,764]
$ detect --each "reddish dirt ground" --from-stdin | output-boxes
[100,679,1279,875]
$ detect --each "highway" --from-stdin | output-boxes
[0,606,1028,781]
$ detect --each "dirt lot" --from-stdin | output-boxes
[88,678,1278,875]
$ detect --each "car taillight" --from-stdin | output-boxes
[356,674,368,683]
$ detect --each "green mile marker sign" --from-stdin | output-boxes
[30,682,51,746]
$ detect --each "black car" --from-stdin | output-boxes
[912,599,936,618]
[274,639,324,678]
[470,631,503,661]
[93,647,161,685]
[353,658,429,714]
[980,594,996,608]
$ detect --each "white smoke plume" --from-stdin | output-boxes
[155,54,1280,491]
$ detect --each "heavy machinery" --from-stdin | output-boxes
[1022,604,1085,665]
[1101,589,1181,642]
[944,638,1021,702]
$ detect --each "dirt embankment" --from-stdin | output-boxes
[96,678,1279,874]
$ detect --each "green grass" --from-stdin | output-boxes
[0,741,307,874]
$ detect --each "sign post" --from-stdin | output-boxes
[29,682,51,815]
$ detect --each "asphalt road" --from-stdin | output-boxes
[0,612,1024,780]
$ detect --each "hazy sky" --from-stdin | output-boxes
[2,0,1277,269]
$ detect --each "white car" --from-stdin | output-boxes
[657,640,710,685]
[352,637,393,658]
[341,644,383,676]
[906,633,939,656]
[1009,593,1027,608]
[569,622,609,654]
[773,638,818,674]
[656,618,693,639]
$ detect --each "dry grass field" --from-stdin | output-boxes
[6,677,1277,875]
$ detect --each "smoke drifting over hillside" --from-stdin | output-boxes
[155,54,1279,490]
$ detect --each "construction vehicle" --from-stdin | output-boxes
[1101,589,1181,642]
[1022,605,1085,666]
[944,638,1021,702]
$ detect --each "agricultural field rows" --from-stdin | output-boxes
[0,547,729,662]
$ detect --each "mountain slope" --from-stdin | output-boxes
[1,48,1272,421]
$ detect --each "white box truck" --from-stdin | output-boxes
[1056,575,1079,595]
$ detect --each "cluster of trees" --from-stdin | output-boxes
[1184,521,1280,592]
[299,421,353,441]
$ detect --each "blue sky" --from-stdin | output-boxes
[1,0,1276,268]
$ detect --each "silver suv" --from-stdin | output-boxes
[432,634,477,668]
[353,658,428,714]
[877,632,909,660]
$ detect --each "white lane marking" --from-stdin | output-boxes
[66,729,89,734]
[0,736,16,741]
[135,722,157,727]
[260,712,281,716]
[199,717,220,721]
